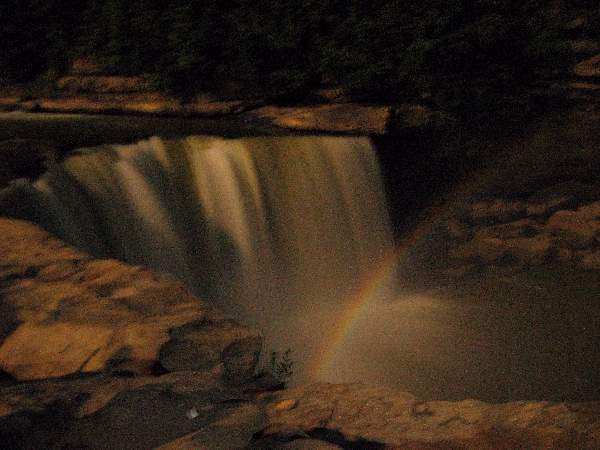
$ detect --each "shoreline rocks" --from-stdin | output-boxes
[0,218,261,384]
[0,218,599,448]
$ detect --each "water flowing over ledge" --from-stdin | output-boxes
[9,135,395,383]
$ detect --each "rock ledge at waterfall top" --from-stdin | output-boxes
[0,218,262,383]
[0,74,445,135]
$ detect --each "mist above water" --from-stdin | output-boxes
[12,135,395,383]
[5,133,599,402]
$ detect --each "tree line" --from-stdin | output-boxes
[1,0,599,110]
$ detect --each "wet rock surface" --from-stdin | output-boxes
[250,104,392,134]
[257,383,600,449]
[0,218,261,383]
[441,182,600,275]
[0,218,599,448]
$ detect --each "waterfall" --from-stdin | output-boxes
[6,135,395,382]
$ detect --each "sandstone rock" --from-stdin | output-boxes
[159,319,261,384]
[3,378,599,449]
[574,54,600,77]
[20,93,249,117]
[0,219,261,383]
[547,203,600,248]
[251,104,391,134]
[260,383,600,449]
[273,399,298,412]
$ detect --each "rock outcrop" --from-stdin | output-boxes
[20,93,250,117]
[256,383,600,449]
[0,218,261,383]
[251,104,391,134]
[442,183,600,275]
[1,218,599,449]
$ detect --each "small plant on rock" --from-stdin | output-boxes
[269,348,294,386]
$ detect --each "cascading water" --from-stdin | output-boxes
[8,135,396,382]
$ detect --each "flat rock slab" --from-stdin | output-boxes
[259,383,600,449]
[0,218,261,383]
[0,371,267,450]
[251,104,391,134]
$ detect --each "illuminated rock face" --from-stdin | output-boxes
[256,383,600,449]
[8,135,394,383]
[2,375,598,449]
[0,218,261,383]
[445,186,600,273]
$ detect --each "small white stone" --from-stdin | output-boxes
[186,407,199,419]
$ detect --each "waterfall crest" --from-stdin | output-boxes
[14,135,395,381]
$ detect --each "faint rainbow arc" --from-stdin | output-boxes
[310,164,494,379]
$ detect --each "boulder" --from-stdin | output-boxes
[259,383,600,449]
[547,203,600,248]
[251,104,391,134]
[574,54,600,77]
[0,219,261,383]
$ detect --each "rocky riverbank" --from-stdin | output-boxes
[1,219,599,449]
